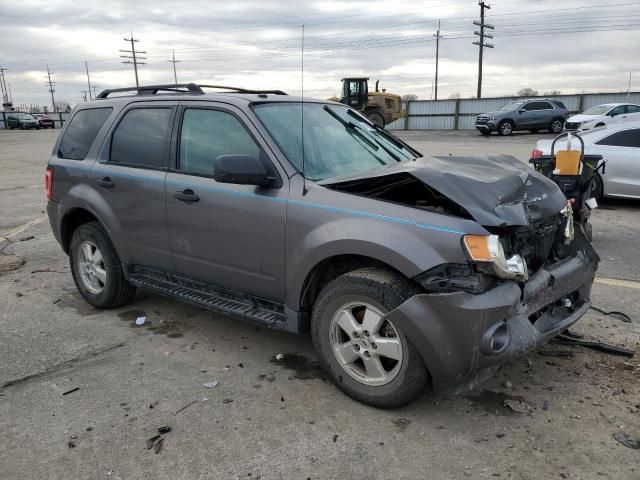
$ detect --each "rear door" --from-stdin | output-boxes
[165,102,288,301]
[523,101,554,128]
[594,128,640,197]
[91,101,176,271]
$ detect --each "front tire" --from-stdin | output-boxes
[311,268,429,408]
[591,172,604,202]
[69,222,136,309]
[497,120,513,136]
[367,111,385,128]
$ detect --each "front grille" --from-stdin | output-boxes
[476,116,488,124]
[564,121,580,130]
[507,215,563,272]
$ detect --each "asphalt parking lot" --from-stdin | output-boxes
[1,128,639,479]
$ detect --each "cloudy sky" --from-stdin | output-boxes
[1,0,639,109]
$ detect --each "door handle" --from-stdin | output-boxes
[174,189,200,203]
[96,177,115,188]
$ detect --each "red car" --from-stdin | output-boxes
[33,114,55,129]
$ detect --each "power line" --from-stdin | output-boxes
[473,1,494,99]
[120,31,146,87]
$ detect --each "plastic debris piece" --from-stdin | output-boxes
[146,435,161,450]
[62,387,79,396]
[175,400,197,415]
[222,398,233,404]
[153,437,164,454]
[157,426,172,434]
[203,381,218,389]
[135,316,146,326]
[275,353,285,360]
[503,399,531,413]
[614,432,640,449]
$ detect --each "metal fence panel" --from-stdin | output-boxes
[408,115,456,130]
[408,100,457,115]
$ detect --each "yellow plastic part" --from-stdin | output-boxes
[555,150,582,175]
[463,235,491,261]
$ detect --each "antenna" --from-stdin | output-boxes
[301,24,308,196]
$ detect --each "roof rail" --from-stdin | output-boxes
[96,83,287,99]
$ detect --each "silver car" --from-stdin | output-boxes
[533,121,640,200]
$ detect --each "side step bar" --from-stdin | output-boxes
[128,273,287,327]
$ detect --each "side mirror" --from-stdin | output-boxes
[518,109,526,114]
[213,154,278,188]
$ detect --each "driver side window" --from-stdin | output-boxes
[609,106,625,117]
[178,109,261,177]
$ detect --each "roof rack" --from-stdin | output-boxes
[96,83,287,99]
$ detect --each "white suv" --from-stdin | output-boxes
[565,103,640,131]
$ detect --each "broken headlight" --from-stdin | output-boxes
[463,234,528,280]
[561,202,574,243]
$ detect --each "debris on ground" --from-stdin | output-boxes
[175,400,197,415]
[503,398,532,414]
[223,398,233,404]
[613,432,640,449]
[203,381,218,388]
[157,426,171,434]
[503,380,513,389]
[275,353,284,360]
[269,353,326,381]
[332,434,338,443]
[552,334,635,358]
[135,316,146,326]
[543,400,550,411]
[145,435,161,450]
[19,236,35,242]
[15,292,22,297]
[392,418,411,432]
[67,440,76,449]
[62,387,79,396]
[153,437,164,454]
[590,306,632,323]
[538,349,575,357]
[0,255,24,273]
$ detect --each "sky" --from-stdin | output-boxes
[1,0,639,109]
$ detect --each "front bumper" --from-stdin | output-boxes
[387,230,598,390]
[475,123,496,132]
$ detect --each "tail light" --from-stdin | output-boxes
[531,149,543,158]
[45,166,54,200]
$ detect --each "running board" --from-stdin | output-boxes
[128,271,287,327]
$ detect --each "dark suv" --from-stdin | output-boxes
[6,113,40,129]
[46,83,598,407]
[476,99,569,136]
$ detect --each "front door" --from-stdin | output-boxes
[165,103,287,301]
[595,127,640,197]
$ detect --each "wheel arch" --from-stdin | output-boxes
[60,207,102,254]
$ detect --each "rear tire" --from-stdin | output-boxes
[550,118,564,134]
[497,120,513,136]
[311,268,429,408]
[69,221,136,309]
[591,173,604,202]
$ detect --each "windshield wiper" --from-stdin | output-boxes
[344,109,423,160]
[323,105,381,155]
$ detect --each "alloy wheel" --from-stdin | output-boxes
[329,301,403,386]
[77,240,106,294]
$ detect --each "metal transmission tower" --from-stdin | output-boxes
[120,32,146,87]
[433,20,443,101]
[473,1,494,99]
[45,65,57,112]
[0,67,11,108]
[167,50,180,84]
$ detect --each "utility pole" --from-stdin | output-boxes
[91,86,98,99]
[167,50,180,84]
[433,20,442,101]
[45,65,57,112]
[120,31,146,87]
[473,1,494,99]
[627,72,632,100]
[0,67,10,107]
[85,61,93,100]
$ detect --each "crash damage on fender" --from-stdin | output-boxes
[323,153,600,390]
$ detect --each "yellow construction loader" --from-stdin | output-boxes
[332,77,405,128]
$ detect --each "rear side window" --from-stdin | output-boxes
[525,101,552,111]
[110,108,172,168]
[551,101,566,109]
[596,129,640,148]
[178,108,261,176]
[58,108,112,160]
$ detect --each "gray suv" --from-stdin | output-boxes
[46,83,598,408]
[476,99,569,136]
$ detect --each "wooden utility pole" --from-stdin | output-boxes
[473,1,494,98]
[167,50,180,84]
[45,65,56,112]
[85,62,93,100]
[120,32,146,86]
[433,20,442,101]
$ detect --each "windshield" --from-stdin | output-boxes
[582,105,611,115]
[18,114,34,120]
[498,101,524,111]
[253,103,415,181]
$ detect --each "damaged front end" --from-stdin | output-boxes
[324,154,599,390]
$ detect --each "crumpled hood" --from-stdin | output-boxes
[323,155,568,227]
